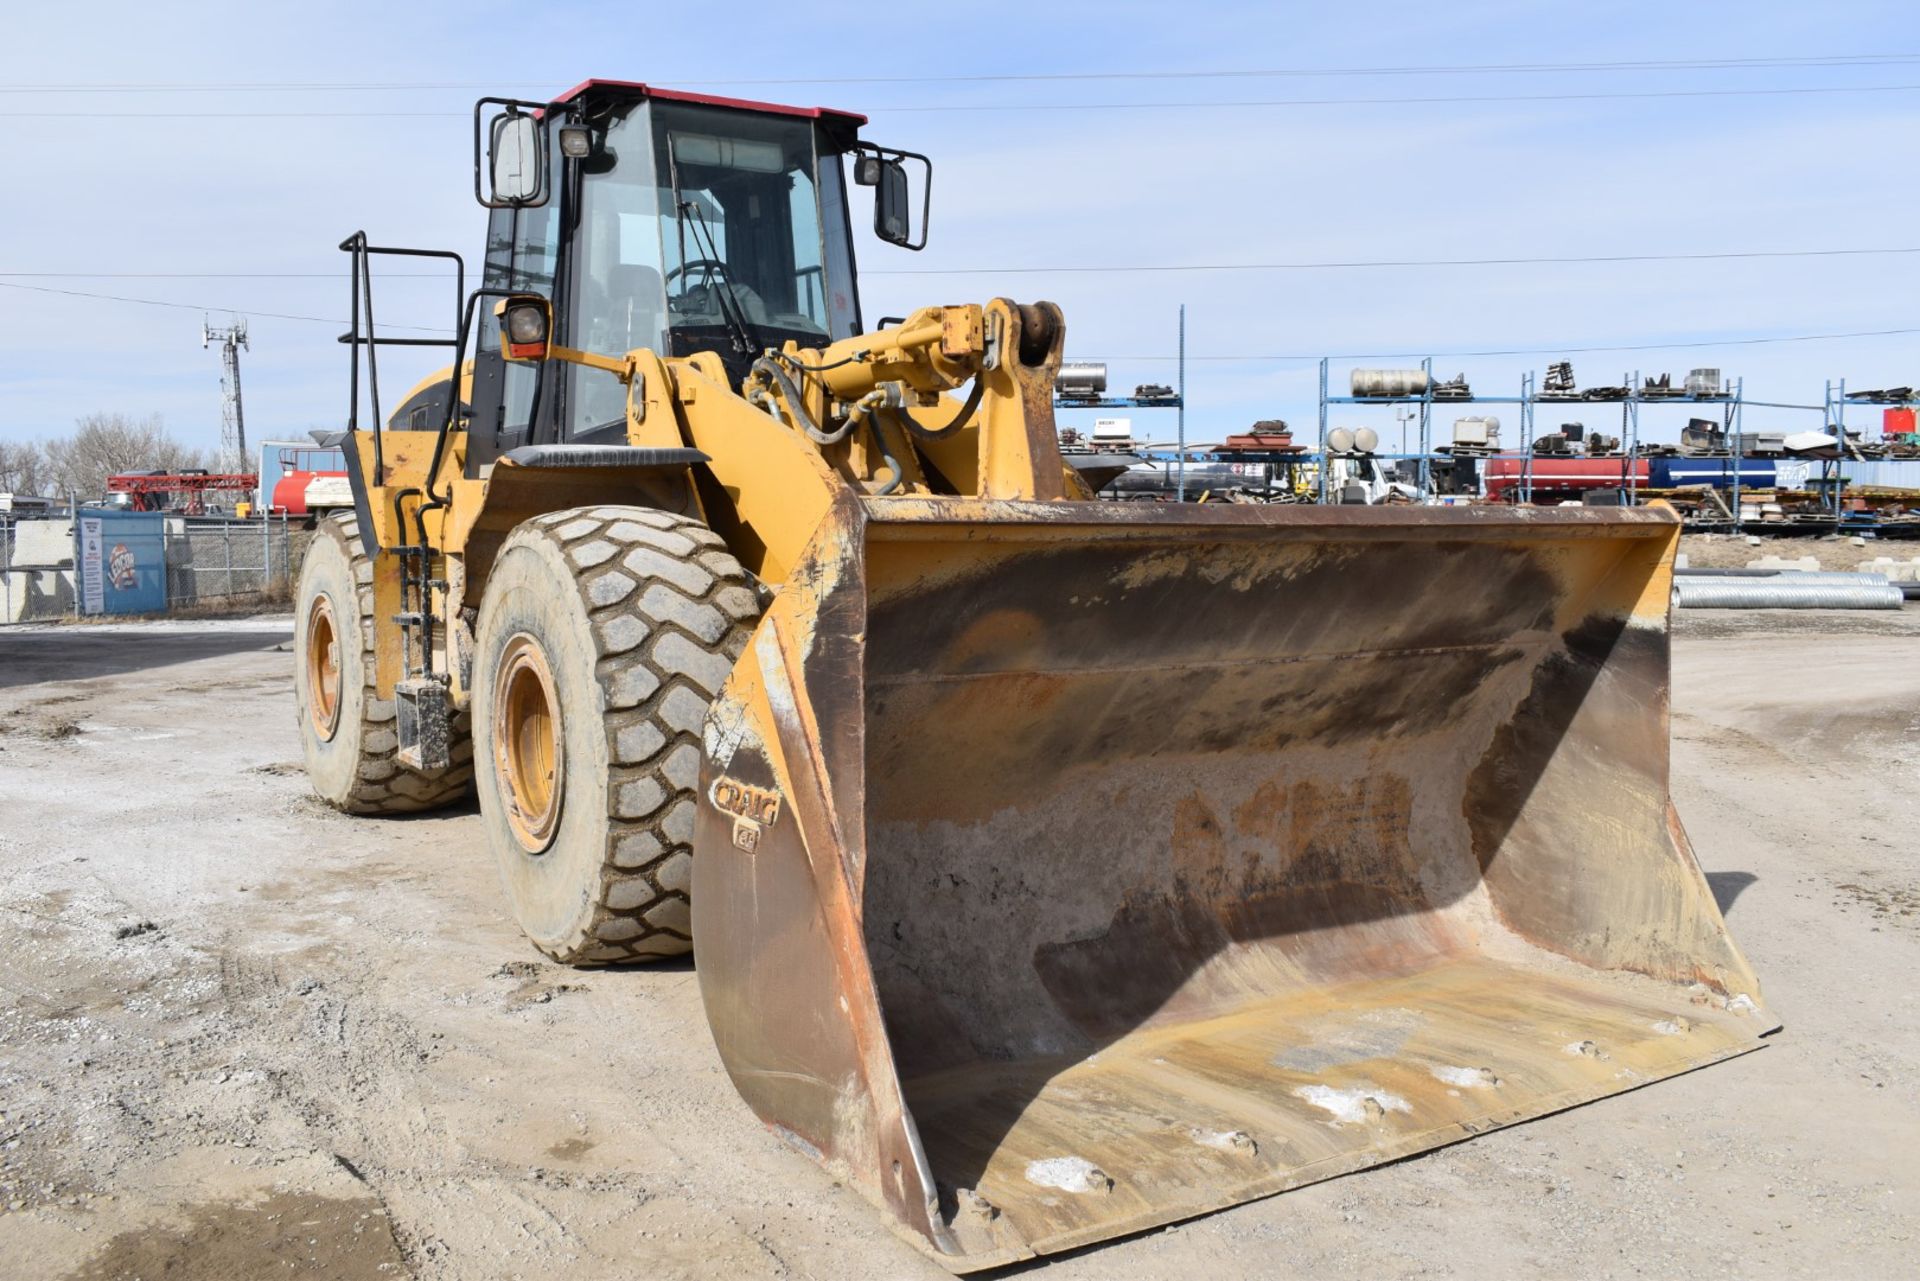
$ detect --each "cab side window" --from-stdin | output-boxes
[469,187,562,471]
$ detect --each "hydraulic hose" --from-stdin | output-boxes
[892,376,985,441]
[864,414,904,496]
[751,357,847,445]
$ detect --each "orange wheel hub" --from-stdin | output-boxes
[304,594,343,741]
[493,634,564,853]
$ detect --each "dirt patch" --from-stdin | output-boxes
[1673,608,1920,639]
[545,1136,597,1161]
[1833,875,1920,928]
[59,1190,405,1281]
[0,715,83,741]
[1680,531,1917,571]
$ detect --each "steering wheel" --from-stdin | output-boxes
[665,259,731,295]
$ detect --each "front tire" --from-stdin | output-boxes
[472,506,760,964]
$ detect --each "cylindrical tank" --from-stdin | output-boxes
[1481,455,1646,502]
[1353,427,1380,452]
[272,470,351,516]
[1055,362,1108,399]
[1326,427,1356,453]
[1350,368,1430,398]
[272,471,319,515]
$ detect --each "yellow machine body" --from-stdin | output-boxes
[321,86,1772,1272]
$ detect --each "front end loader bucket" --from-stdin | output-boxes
[693,495,1773,1271]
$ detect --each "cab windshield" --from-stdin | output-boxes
[565,98,858,433]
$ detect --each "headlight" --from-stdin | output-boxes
[505,303,547,344]
[557,124,592,159]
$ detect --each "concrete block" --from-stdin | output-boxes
[1860,557,1920,583]
[1,568,75,622]
[7,518,75,569]
[1747,555,1821,572]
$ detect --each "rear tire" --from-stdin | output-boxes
[472,506,760,964]
[294,513,474,813]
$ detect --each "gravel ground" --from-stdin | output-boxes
[1677,531,1920,572]
[0,611,1915,1280]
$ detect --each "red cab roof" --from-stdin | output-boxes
[551,79,867,128]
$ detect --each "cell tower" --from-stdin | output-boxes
[202,317,250,473]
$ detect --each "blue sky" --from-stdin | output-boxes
[4,0,1917,459]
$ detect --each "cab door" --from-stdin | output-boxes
[467,185,564,473]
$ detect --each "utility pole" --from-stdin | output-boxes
[203,317,250,474]
[1175,303,1187,502]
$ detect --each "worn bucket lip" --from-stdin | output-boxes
[895,1031,1770,1273]
[862,495,1682,536]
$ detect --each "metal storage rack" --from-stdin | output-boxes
[1314,358,1761,519]
[1313,357,1525,504]
[1821,379,1920,527]
[1618,372,1744,520]
[1055,305,1191,494]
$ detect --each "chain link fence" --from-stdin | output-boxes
[1,514,76,624]
[164,515,297,608]
[2,512,301,623]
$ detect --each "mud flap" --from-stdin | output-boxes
[693,495,1774,1272]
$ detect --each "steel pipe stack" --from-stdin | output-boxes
[1672,572,1905,610]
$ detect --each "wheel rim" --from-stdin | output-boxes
[493,633,564,854]
[304,594,343,741]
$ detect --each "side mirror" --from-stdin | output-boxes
[491,113,545,205]
[473,98,554,208]
[853,145,931,251]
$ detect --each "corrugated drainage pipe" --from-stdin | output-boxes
[1673,574,1905,610]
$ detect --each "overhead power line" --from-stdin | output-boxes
[7,279,1913,362]
[8,244,1920,282]
[865,245,1920,276]
[877,82,1920,111]
[5,51,1919,92]
[1083,327,1920,362]
[21,81,1920,119]
[0,271,449,279]
[0,280,442,332]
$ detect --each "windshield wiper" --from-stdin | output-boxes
[677,199,761,358]
[664,138,761,359]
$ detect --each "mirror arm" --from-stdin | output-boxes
[473,95,563,209]
[849,142,933,251]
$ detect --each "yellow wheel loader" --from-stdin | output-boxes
[294,79,1774,1271]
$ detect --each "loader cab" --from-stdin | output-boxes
[467,82,923,471]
